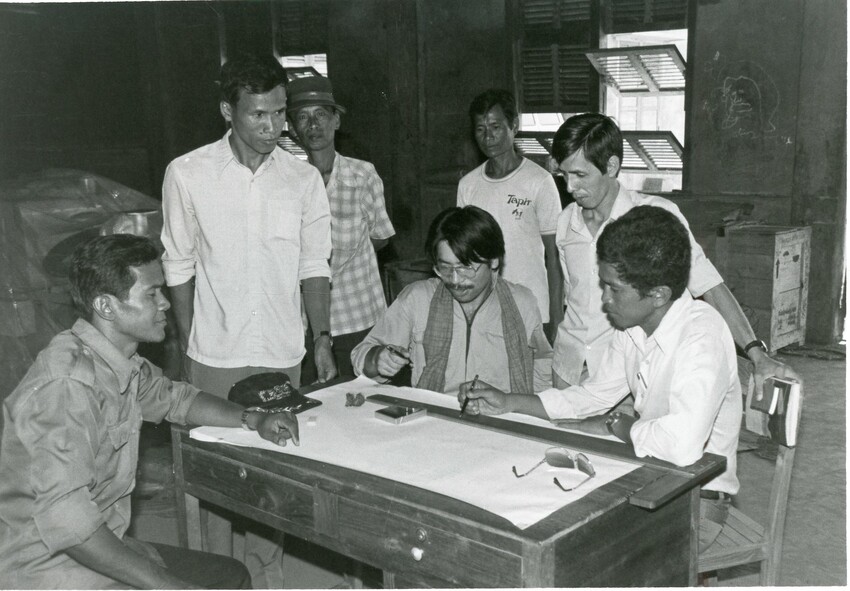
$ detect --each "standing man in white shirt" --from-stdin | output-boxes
[160,53,335,588]
[460,205,741,551]
[548,113,798,395]
[286,75,395,380]
[457,89,563,342]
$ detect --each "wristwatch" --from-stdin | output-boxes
[605,412,621,437]
[743,339,767,356]
[241,406,263,431]
[314,330,333,347]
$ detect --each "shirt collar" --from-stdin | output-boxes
[71,318,143,393]
[213,129,280,177]
[608,182,637,221]
[626,292,694,355]
[328,152,345,185]
[569,181,631,235]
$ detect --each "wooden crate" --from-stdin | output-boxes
[715,225,811,353]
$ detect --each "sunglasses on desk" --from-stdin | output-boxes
[512,447,596,492]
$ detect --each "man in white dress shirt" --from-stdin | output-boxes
[460,205,741,550]
[160,53,335,588]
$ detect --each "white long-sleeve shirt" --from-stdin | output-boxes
[161,131,331,368]
[539,294,741,494]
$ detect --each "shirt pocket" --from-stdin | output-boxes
[263,197,302,244]
[330,188,362,254]
[106,415,141,485]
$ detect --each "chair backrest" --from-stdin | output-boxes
[737,356,803,557]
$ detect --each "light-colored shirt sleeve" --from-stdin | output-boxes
[363,165,395,240]
[27,380,109,555]
[136,359,200,425]
[298,170,333,281]
[351,289,416,381]
[530,322,554,394]
[535,173,562,235]
[537,330,631,418]
[629,327,735,467]
[160,163,198,286]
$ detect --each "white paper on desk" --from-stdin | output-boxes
[191,377,637,529]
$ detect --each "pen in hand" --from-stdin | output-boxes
[459,374,479,417]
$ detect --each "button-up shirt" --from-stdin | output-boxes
[539,294,741,494]
[351,278,553,394]
[0,319,200,588]
[161,131,332,368]
[552,185,723,384]
[327,153,395,335]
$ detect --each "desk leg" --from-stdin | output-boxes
[689,487,700,586]
[185,495,203,550]
[382,571,397,589]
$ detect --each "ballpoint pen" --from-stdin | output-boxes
[459,374,479,417]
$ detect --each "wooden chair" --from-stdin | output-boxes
[698,364,802,586]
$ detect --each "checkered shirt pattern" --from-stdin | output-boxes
[327,153,395,335]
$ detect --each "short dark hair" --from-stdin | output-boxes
[468,89,519,127]
[69,234,160,320]
[425,206,505,268]
[597,206,691,299]
[552,113,623,174]
[219,53,287,106]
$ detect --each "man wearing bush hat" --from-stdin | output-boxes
[286,75,395,380]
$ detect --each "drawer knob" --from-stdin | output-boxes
[415,528,428,542]
[411,547,424,561]
[238,467,247,480]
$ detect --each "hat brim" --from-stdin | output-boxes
[286,100,346,115]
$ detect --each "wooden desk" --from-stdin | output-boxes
[172,394,724,588]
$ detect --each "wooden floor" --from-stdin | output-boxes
[130,347,847,587]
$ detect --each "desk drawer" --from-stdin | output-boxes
[182,447,315,530]
[337,497,522,587]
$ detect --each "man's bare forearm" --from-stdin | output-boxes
[168,279,195,351]
[301,276,331,334]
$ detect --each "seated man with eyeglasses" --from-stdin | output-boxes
[351,205,552,394]
[460,206,741,551]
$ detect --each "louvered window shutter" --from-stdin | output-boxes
[605,0,687,35]
[518,0,599,112]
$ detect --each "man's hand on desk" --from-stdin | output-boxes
[457,379,510,415]
[256,411,300,447]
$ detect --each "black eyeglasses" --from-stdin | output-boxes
[512,447,596,492]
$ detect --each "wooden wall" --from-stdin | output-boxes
[683,0,846,345]
[0,2,225,195]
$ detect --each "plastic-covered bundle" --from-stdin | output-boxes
[0,168,172,401]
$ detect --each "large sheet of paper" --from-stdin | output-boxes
[191,377,637,529]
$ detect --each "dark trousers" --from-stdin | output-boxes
[302,326,371,383]
[149,542,252,589]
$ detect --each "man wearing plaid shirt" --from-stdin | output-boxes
[287,76,395,379]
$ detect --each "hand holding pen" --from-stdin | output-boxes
[373,343,410,378]
[457,378,510,416]
[459,374,479,417]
